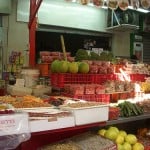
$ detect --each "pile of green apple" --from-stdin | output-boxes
[51,60,89,74]
[98,126,144,150]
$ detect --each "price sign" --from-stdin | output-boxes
[0,113,30,136]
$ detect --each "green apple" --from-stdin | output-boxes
[123,142,132,150]
[104,129,118,141]
[125,134,137,145]
[98,129,106,136]
[118,130,127,138]
[108,126,119,134]
[132,142,144,150]
[115,134,124,144]
[117,143,124,150]
[68,62,78,73]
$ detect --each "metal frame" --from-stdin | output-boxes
[28,0,43,67]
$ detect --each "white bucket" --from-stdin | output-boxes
[21,69,40,87]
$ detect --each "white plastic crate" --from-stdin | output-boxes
[61,105,109,125]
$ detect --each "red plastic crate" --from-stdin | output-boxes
[130,74,146,82]
[94,74,116,84]
[50,73,94,88]
[63,93,110,104]
[50,73,115,88]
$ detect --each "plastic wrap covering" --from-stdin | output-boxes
[0,113,31,150]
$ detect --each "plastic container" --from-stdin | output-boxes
[21,69,40,87]
[50,73,95,88]
[50,73,115,88]
[36,64,50,77]
[60,104,109,125]
[130,74,146,82]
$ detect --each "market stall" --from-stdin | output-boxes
[0,0,150,150]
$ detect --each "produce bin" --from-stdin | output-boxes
[50,73,116,88]
[60,104,109,125]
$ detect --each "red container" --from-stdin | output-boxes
[94,74,115,84]
[50,73,116,88]
[109,107,120,120]
[63,93,110,104]
[130,74,146,82]
[50,73,95,88]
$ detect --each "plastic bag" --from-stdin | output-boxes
[131,0,140,9]
[0,133,31,150]
[107,0,118,10]
[0,113,31,150]
[118,0,129,10]
[141,0,150,9]
[93,0,104,7]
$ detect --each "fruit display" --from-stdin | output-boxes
[78,62,89,74]
[75,49,114,62]
[39,51,72,63]
[68,62,79,74]
[98,126,144,150]
[117,101,144,117]
[75,49,89,61]
[50,60,89,74]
